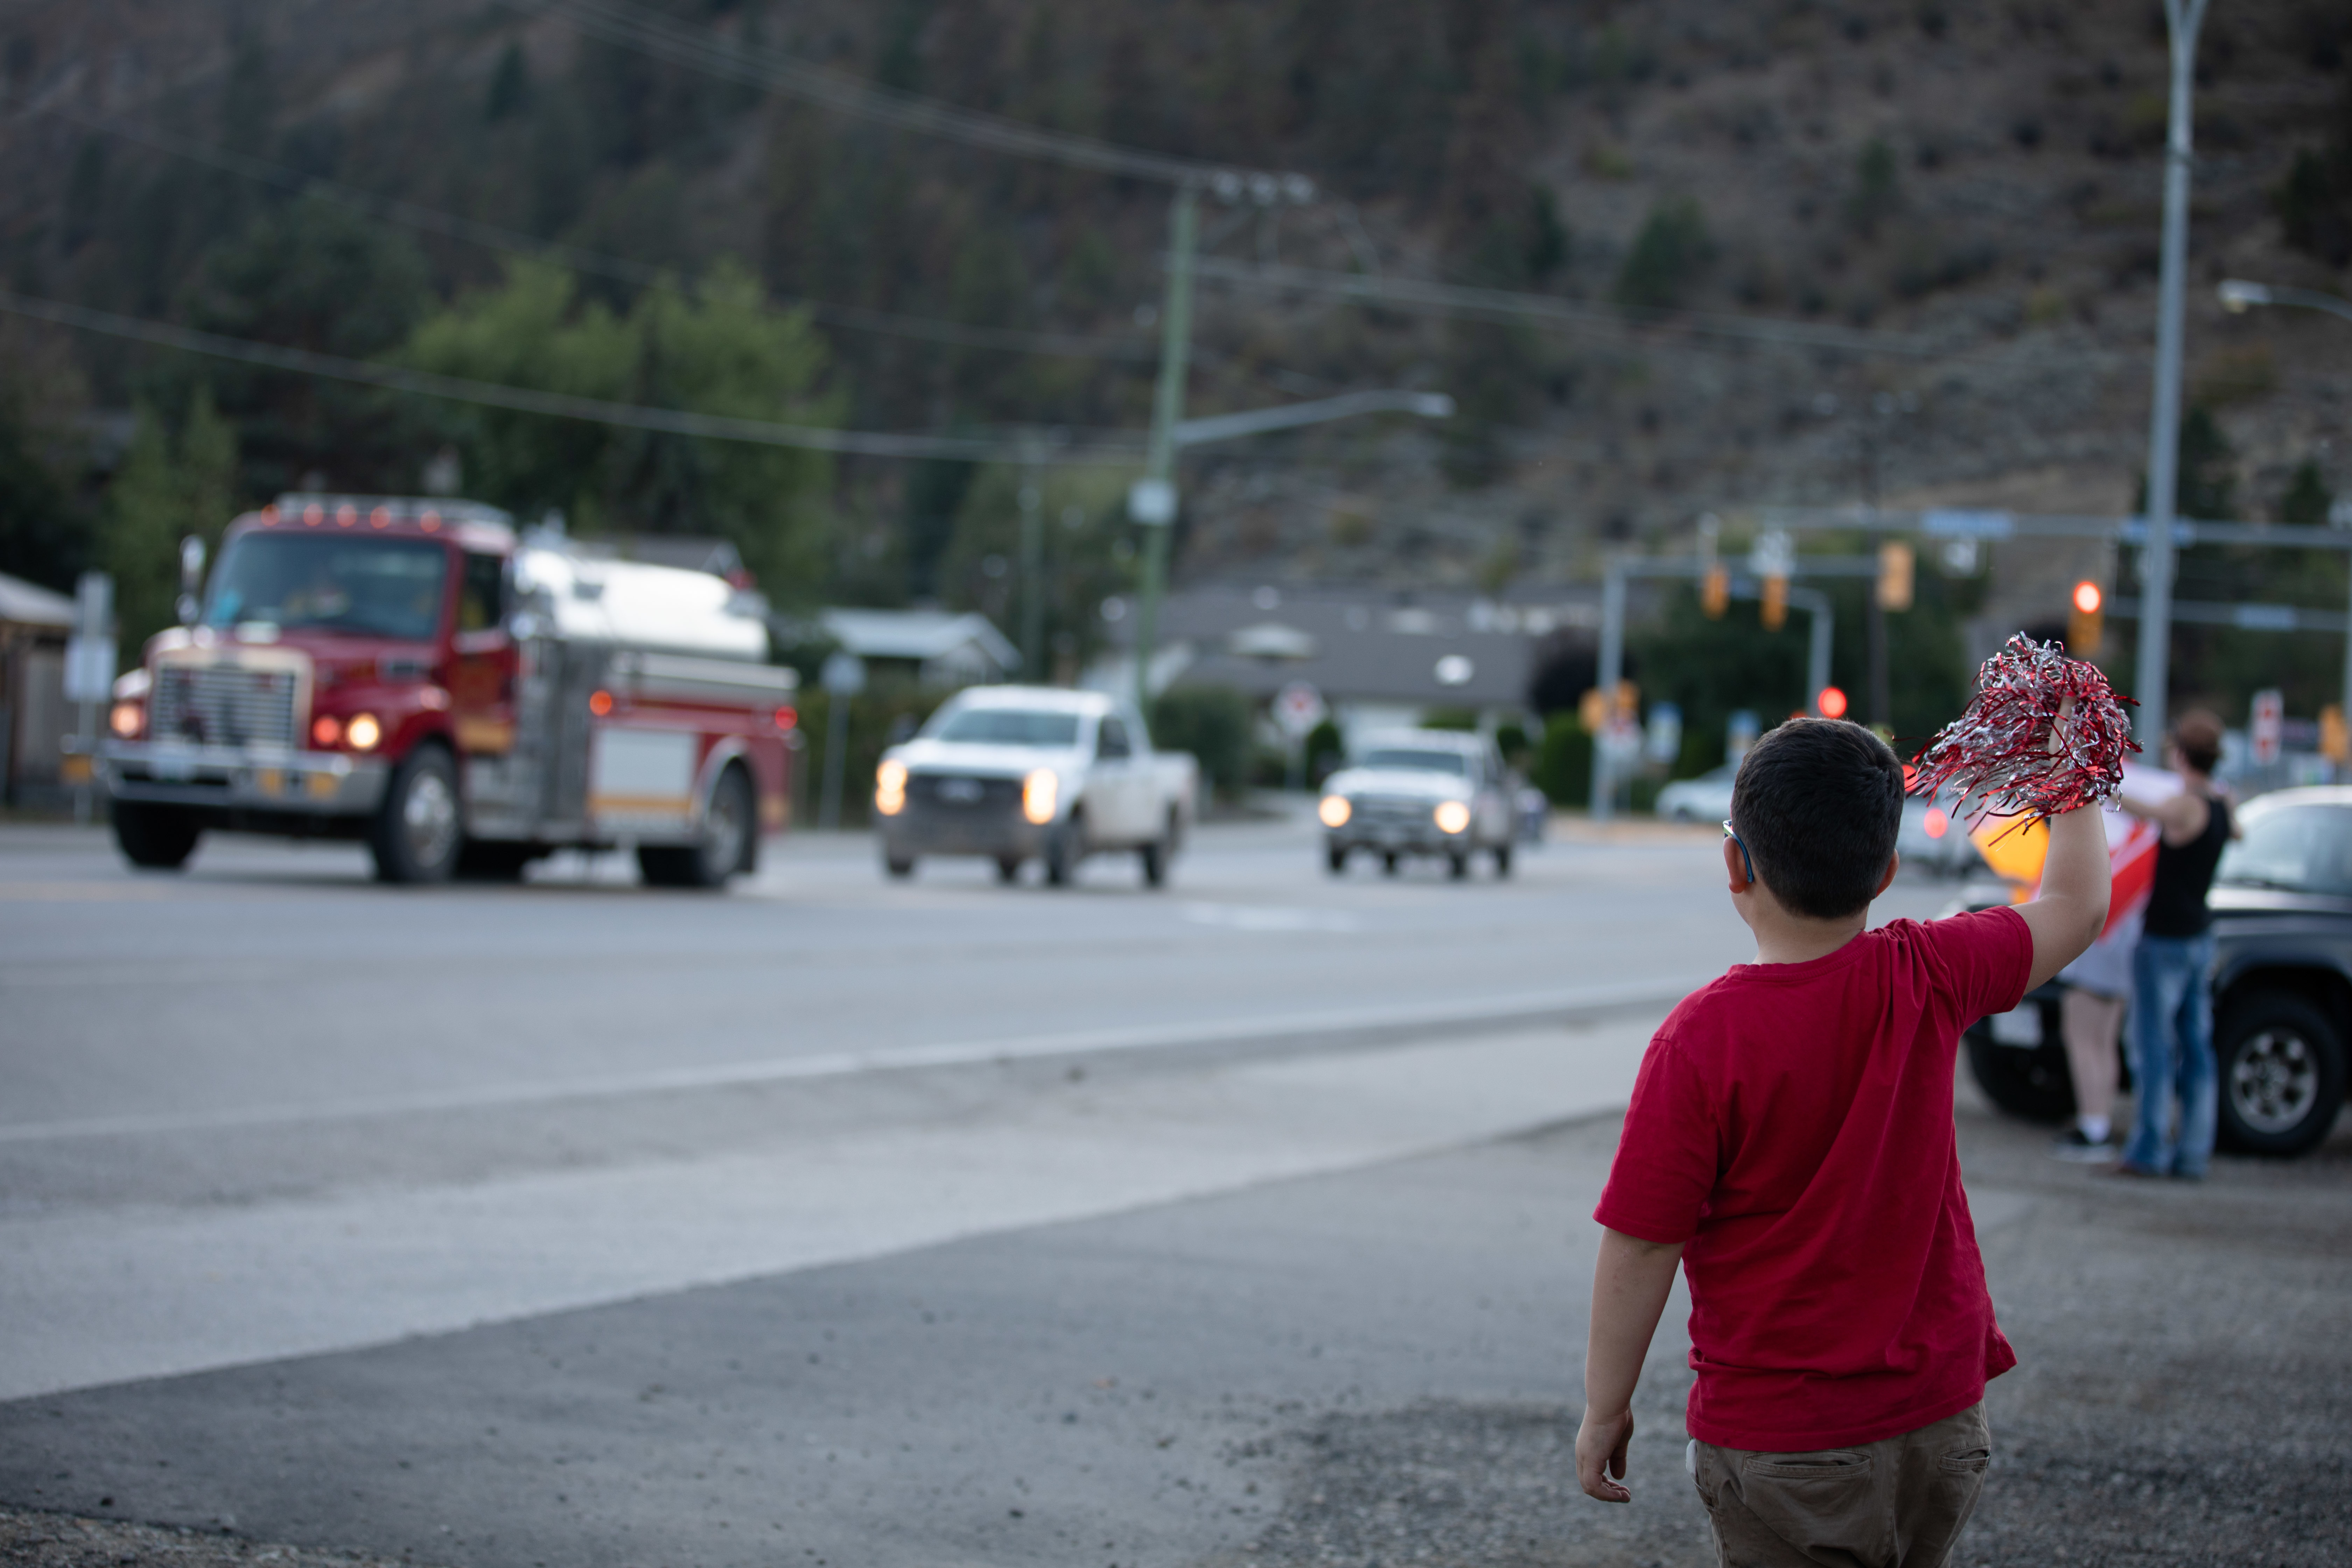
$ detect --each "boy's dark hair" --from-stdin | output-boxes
[2172,709,2224,775]
[1729,718,1905,919]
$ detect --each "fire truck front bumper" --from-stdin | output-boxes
[99,741,390,820]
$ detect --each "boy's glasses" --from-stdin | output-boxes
[1722,820,1754,884]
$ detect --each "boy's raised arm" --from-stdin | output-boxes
[2018,804,2110,992]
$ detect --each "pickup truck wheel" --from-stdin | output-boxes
[1045,813,1081,887]
[1139,839,1166,889]
[995,856,1021,884]
[2216,993,2345,1157]
[113,800,201,870]
[1326,846,1348,875]
[1381,851,1399,876]
[370,744,462,884]
[883,852,917,879]
[1963,1025,2074,1124]
[1492,844,1513,877]
[1448,850,1470,880]
[640,765,754,889]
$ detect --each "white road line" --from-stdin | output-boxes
[0,974,1704,1146]
[0,1019,1660,1400]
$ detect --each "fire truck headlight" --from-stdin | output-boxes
[1022,768,1058,825]
[1434,799,1472,835]
[875,759,907,816]
[110,700,145,740]
[345,713,382,751]
[1318,794,1352,828]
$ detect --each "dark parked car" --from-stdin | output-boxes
[1963,786,2351,1158]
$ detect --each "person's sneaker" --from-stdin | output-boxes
[2049,1127,2115,1162]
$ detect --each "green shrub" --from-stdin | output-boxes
[1614,197,1714,310]
[1537,714,1593,805]
[1153,684,1254,801]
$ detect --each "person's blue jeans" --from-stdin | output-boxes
[2123,932,2218,1177]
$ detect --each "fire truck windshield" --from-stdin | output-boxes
[203,534,449,640]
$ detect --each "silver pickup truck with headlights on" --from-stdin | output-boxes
[1317,730,1516,879]
[872,686,1198,887]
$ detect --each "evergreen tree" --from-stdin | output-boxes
[103,390,240,652]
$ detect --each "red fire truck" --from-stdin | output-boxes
[97,495,796,887]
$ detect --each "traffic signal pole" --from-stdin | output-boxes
[2135,0,2210,748]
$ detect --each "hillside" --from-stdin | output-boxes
[1,0,2347,659]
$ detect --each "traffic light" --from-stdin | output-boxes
[1761,573,1788,631]
[1876,541,1915,611]
[1816,685,1850,720]
[1701,562,1730,618]
[2322,705,2349,765]
[2067,579,2104,657]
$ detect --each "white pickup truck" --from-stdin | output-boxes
[872,685,1198,887]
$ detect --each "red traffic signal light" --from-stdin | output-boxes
[1816,686,1849,719]
[2068,579,2105,657]
[2072,580,2102,615]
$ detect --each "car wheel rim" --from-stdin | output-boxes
[2230,1028,2317,1134]
[404,770,459,869]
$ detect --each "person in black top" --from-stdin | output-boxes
[2113,710,2235,1178]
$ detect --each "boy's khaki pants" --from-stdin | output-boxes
[1688,1402,1991,1568]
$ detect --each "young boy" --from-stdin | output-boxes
[1575,717,2108,1566]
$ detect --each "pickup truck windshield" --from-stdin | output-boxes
[204,534,449,640]
[1358,748,1469,775]
[2217,803,2352,896]
[931,708,1082,747]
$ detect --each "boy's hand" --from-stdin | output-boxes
[1575,1404,1636,1502]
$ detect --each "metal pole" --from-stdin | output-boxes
[1017,454,1043,679]
[2135,0,2208,748]
[818,693,848,831]
[1791,588,1833,713]
[1592,560,1625,823]
[1130,185,1199,718]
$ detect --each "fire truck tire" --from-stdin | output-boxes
[114,800,201,870]
[639,763,754,889]
[370,744,462,884]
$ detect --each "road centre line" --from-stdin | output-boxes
[0,975,1704,1147]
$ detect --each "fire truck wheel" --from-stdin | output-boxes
[370,744,463,884]
[113,800,201,870]
[640,764,755,889]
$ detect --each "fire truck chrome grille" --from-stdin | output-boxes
[150,663,300,749]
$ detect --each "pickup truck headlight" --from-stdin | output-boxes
[875,759,907,816]
[1433,799,1472,835]
[1022,768,1058,825]
[1317,794,1352,828]
[109,700,145,740]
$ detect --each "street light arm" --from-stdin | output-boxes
[2218,279,2352,326]
[1170,389,1454,448]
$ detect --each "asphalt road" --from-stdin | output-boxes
[3,815,2346,1567]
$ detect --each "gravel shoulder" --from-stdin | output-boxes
[4,1076,2346,1568]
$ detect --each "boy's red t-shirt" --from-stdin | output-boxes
[1594,907,2031,1452]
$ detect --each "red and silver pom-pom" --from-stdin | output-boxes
[1907,634,2139,821]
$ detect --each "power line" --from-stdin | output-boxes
[0,288,1147,464]
[35,103,1157,364]
[521,0,1311,195]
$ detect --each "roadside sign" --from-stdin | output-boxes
[2251,688,2283,765]
[820,651,867,696]
[1127,478,1177,526]
[1273,680,1326,738]
[1645,702,1682,765]
[63,572,115,702]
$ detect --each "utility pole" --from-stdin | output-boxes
[2136,0,2211,748]
[1017,442,1043,680]
[1128,184,1198,719]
